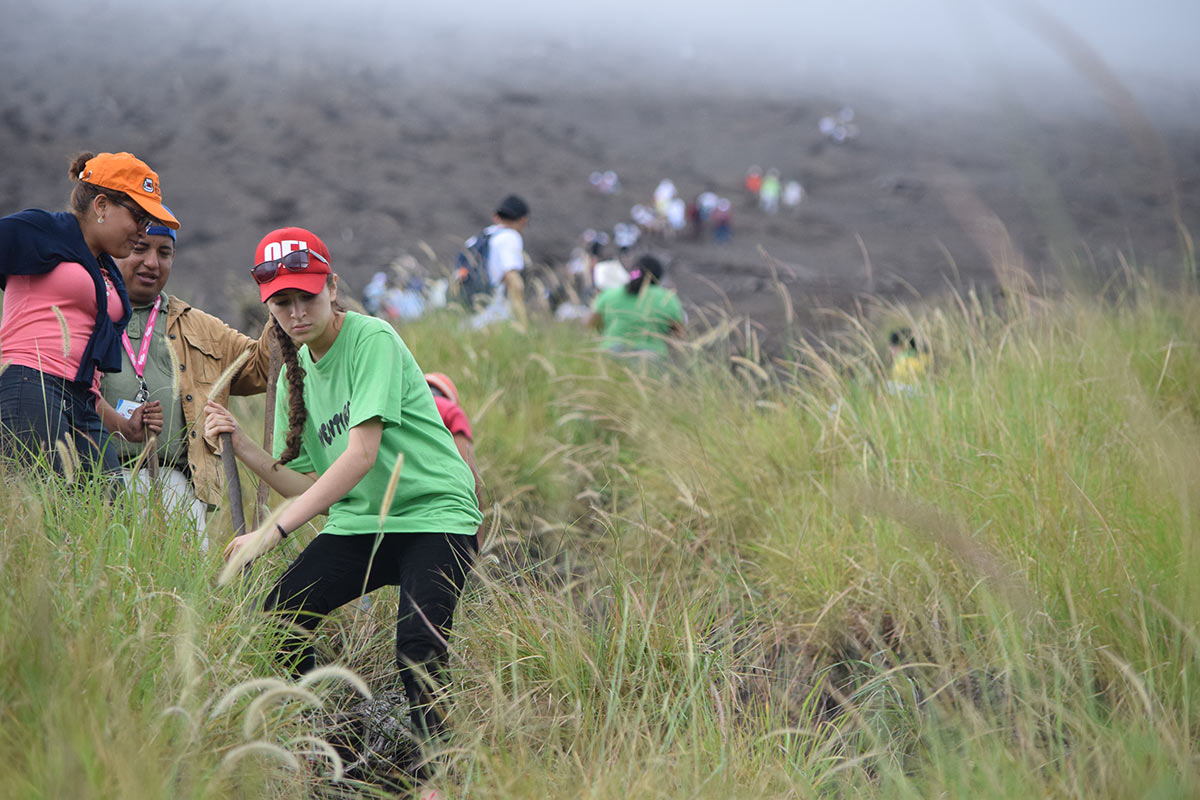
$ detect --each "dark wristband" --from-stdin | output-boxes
[276,523,289,540]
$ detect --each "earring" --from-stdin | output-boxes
[97,217,104,223]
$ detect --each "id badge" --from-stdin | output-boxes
[135,381,150,403]
[115,398,144,420]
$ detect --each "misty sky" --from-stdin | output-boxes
[224,0,1197,85]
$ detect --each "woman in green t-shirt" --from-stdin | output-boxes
[203,227,482,773]
[589,254,686,358]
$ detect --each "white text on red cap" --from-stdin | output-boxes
[263,240,312,261]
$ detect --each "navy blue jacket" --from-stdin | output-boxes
[0,209,132,384]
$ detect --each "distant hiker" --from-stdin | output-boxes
[97,219,273,537]
[386,276,428,321]
[710,198,734,242]
[759,168,782,214]
[697,191,719,224]
[590,254,685,359]
[204,227,480,778]
[0,151,178,476]
[464,194,530,329]
[744,165,764,201]
[782,180,804,209]
[613,221,640,254]
[885,328,931,396]
[362,271,390,316]
[425,372,484,550]
[666,197,687,236]
[564,229,604,304]
[653,178,677,217]
[592,255,631,293]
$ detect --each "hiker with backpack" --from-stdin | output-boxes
[203,226,482,780]
[454,194,529,329]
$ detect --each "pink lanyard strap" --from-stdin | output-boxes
[121,296,162,380]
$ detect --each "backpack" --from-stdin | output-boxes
[452,228,493,308]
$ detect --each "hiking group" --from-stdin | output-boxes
[0,150,497,788]
[0,149,926,792]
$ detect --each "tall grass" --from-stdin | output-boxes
[2,276,1198,797]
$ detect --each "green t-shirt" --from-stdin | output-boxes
[592,284,684,357]
[272,312,481,536]
[100,293,188,469]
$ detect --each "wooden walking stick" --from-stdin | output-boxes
[207,350,256,539]
[220,435,246,537]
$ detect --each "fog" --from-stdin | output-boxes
[12,0,1200,111]
[2,0,1196,323]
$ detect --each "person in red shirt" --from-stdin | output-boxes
[425,372,484,549]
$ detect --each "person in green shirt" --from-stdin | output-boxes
[203,227,481,776]
[589,254,686,358]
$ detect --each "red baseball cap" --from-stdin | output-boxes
[79,152,180,230]
[253,227,332,301]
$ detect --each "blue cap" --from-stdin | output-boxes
[146,205,177,241]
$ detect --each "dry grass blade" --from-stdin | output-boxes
[841,480,1034,615]
[667,472,710,518]
[243,686,323,739]
[164,331,182,402]
[217,498,295,585]
[416,239,438,264]
[54,439,77,483]
[1098,648,1156,719]
[472,388,505,424]
[220,741,300,772]
[378,451,404,528]
[292,735,345,781]
[730,355,770,383]
[126,431,158,483]
[528,352,557,377]
[298,665,373,700]
[51,305,70,359]
[205,350,253,404]
[210,678,290,719]
[855,232,874,292]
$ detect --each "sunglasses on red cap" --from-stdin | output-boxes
[251,249,329,284]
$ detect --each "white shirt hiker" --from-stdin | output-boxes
[484,224,524,295]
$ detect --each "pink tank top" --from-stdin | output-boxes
[0,261,123,381]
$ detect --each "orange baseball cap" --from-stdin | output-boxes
[425,372,460,406]
[78,152,179,230]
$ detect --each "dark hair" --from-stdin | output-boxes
[626,254,664,294]
[495,194,530,221]
[273,274,347,465]
[888,328,917,351]
[66,151,134,219]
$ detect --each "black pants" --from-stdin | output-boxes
[265,531,476,740]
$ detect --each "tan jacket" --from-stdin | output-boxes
[166,295,273,506]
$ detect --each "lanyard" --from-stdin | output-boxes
[121,296,162,401]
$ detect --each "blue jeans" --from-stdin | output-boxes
[0,364,119,475]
